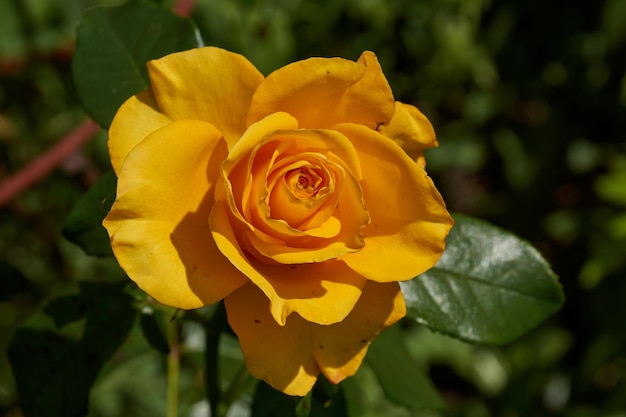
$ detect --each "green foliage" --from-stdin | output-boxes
[62,171,116,256]
[7,282,136,417]
[4,0,626,416]
[139,307,170,354]
[365,325,444,410]
[251,379,348,417]
[72,0,202,127]
[403,214,564,345]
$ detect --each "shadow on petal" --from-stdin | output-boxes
[313,281,405,383]
[225,282,321,396]
[170,140,249,306]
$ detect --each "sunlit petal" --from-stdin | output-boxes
[225,280,405,395]
[108,89,172,174]
[148,47,264,148]
[104,120,248,308]
[335,123,453,282]
[379,102,438,165]
[211,202,366,325]
[247,51,394,129]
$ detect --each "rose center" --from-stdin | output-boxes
[288,167,327,199]
[265,156,340,230]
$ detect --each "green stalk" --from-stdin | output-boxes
[205,303,227,417]
[167,317,180,417]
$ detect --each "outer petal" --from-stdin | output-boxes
[247,51,395,130]
[147,47,264,148]
[210,202,366,326]
[225,282,320,396]
[313,281,406,384]
[335,123,453,282]
[108,88,172,175]
[225,280,405,396]
[103,120,248,309]
[379,102,438,167]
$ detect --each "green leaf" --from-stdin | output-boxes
[250,381,300,417]
[295,391,312,417]
[139,307,170,354]
[8,329,88,417]
[365,324,444,411]
[72,0,202,128]
[8,282,136,417]
[310,378,347,417]
[62,171,116,256]
[0,262,35,302]
[44,294,85,327]
[250,379,348,417]
[402,213,564,345]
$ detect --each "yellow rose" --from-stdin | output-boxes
[103,47,452,395]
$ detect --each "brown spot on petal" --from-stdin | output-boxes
[253,319,261,324]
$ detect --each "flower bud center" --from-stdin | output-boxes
[289,166,326,199]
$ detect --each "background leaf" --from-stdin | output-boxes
[8,329,87,417]
[71,0,202,128]
[139,307,170,354]
[402,214,564,345]
[250,381,302,417]
[62,171,116,256]
[0,263,36,302]
[250,379,347,417]
[8,282,136,417]
[365,325,445,411]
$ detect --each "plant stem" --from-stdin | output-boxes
[205,303,227,417]
[173,0,196,17]
[0,119,99,208]
[222,365,251,406]
[167,318,180,417]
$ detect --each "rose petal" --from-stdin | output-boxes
[103,120,248,308]
[334,123,453,282]
[219,115,369,263]
[225,280,405,396]
[221,112,300,225]
[108,89,172,175]
[247,51,395,130]
[147,47,264,148]
[379,102,438,167]
[242,157,368,264]
[266,154,342,229]
[210,202,366,325]
[313,281,406,384]
[225,282,320,396]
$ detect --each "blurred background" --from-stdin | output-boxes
[1,0,626,416]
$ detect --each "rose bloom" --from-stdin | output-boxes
[103,47,452,396]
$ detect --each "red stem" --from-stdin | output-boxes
[0,0,194,209]
[0,119,100,208]
[173,0,196,17]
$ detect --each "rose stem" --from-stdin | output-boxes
[166,317,180,417]
[205,302,227,417]
[0,119,99,208]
